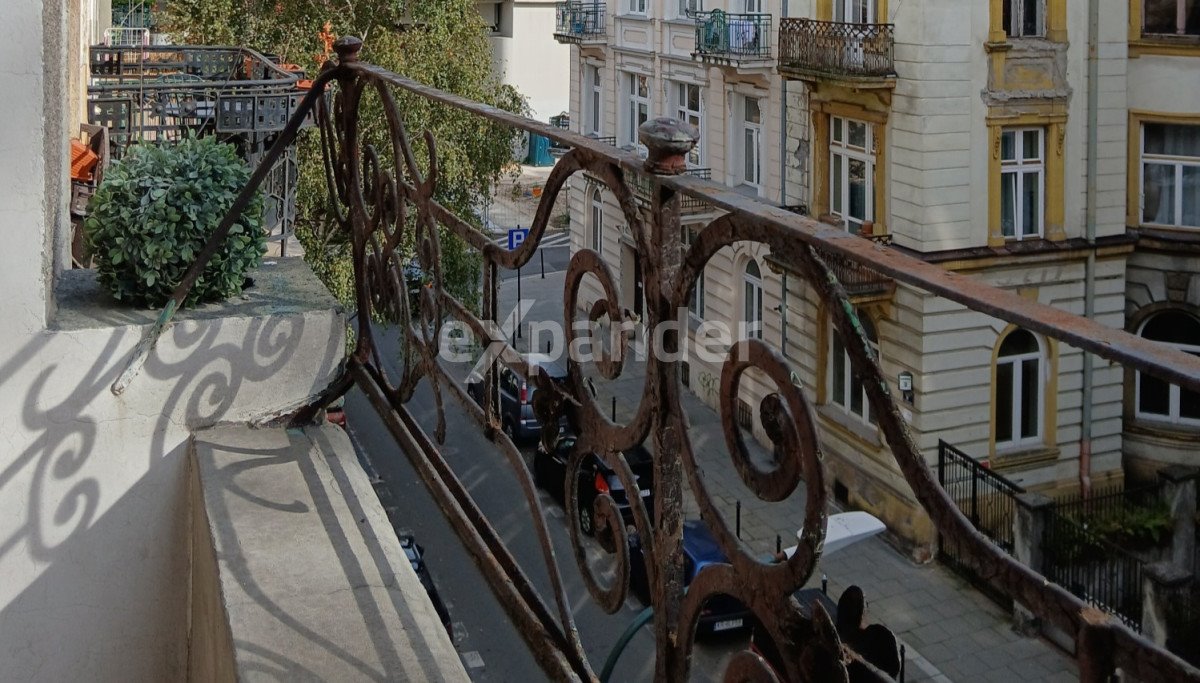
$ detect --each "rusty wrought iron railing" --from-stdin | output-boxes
[817,247,893,297]
[779,18,895,80]
[111,36,1200,682]
[554,1,607,43]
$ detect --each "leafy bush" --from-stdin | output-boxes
[85,136,265,308]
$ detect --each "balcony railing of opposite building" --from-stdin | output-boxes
[112,35,1200,682]
[554,1,606,43]
[693,10,772,60]
[779,18,895,80]
[631,167,713,212]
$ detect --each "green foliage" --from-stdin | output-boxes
[1044,499,1173,564]
[85,137,265,308]
[161,0,527,314]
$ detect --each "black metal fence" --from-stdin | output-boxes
[553,1,606,42]
[694,11,772,60]
[1042,509,1146,631]
[936,441,1024,606]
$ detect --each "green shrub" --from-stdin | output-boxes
[85,136,265,308]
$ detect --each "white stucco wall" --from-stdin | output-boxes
[486,1,571,121]
[0,3,346,680]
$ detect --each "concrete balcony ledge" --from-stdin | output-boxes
[50,258,346,428]
[190,424,468,682]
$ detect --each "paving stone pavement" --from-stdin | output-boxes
[582,351,1078,682]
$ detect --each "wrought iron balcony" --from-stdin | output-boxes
[693,10,772,64]
[553,1,607,45]
[630,167,713,213]
[817,247,894,298]
[114,35,1200,682]
[86,44,305,254]
[779,18,896,83]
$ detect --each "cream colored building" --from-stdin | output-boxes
[560,0,1200,550]
[479,0,572,120]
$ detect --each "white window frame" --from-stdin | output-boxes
[677,0,702,17]
[829,115,876,234]
[995,330,1045,451]
[834,0,877,23]
[1135,312,1200,426]
[625,72,651,150]
[1000,127,1045,240]
[829,310,879,424]
[674,81,704,167]
[628,0,647,14]
[744,0,764,11]
[590,188,604,252]
[742,259,763,339]
[584,65,603,136]
[1004,0,1046,37]
[739,95,762,190]
[1140,122,1200,229]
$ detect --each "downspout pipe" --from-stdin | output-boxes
[1080,0,1100,497]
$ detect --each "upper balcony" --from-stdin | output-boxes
[553,1,607,45]
[630,167,714,214]
[692,10,773,68]
[778,18,896,87]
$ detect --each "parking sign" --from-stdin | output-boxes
[507,228,529,250]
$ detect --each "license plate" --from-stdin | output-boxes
[712,619,742,632]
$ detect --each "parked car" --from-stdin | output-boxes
[397,533,452,636]
[533,434,654,536]
[628,519,753,637]
[465,353,568,443]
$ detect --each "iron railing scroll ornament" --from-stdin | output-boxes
[113,36,1200,683]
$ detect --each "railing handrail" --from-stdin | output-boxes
[781,16,895,30]
[110,37,1200,682]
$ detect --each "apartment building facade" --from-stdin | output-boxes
[556,0,1199,551]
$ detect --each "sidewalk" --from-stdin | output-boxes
[583,351,1077,682]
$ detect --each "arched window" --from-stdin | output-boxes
[743,259,763,339]
[831,310,879,424]
[1137,310,1200,425]
[995,329,1043,449]
[590,188,603,252]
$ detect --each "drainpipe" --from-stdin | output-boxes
[779,0,789,209]
[1080,0,1100,498]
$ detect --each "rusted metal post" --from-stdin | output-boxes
[640,116,696,681]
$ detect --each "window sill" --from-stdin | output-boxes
[1126,418,1200,443]
[991,445,1060,472]
[817,403,881,451]
[618,12,652,21]
[1130,37,1200,58]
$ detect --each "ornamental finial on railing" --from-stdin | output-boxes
[333,35,363,63]
[638,116,699,175]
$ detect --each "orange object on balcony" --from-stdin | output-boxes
[296,79,315,90]
[70,139,99,182]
